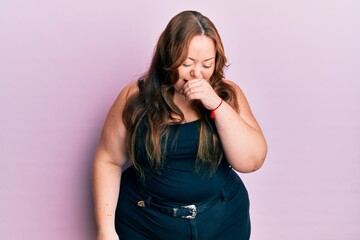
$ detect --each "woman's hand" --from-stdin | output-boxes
[97,230,119,240]
[181,78,222,110]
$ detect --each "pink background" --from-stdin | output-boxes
[1,0,359,239]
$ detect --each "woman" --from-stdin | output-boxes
[93,10,267,240]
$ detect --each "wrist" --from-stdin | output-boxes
[97,229,119,240]
[97,223,116,234]
[210,98,223,119]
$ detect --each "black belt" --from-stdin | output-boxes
[137,196,219,220]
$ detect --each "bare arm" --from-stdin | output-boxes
[213,80,267,173]
[183,79,267,173]
[92,83,137,239]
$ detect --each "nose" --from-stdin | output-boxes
[190,65,201,78]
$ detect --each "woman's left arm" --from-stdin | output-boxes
[183,78,267,173]
[213,80,267,173]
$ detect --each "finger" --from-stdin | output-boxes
[184,87,205,100]
[183,83,199,97]
[183,79,204,94]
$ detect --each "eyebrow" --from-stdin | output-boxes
[187,57,215,62]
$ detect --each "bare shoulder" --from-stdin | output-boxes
[224,79,244,94]
[223,79,247,105]
[104,80,139,128]
[224,79,262,130]
[103,80,139,133]
[96,80,139,166]
[113,80,140,108]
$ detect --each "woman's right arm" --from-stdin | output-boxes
[92,83,137,240]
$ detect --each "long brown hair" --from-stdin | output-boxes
[123,10,239,176]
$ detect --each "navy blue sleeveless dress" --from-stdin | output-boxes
[115,120,251,239]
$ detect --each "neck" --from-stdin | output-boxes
[173,91,188,106]
[172,92,200,123]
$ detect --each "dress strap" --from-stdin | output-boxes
[138,78,144,91]
[138,79,145,102]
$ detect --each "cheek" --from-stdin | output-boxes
[173,79,185,91]
[178,67,188,78]
[203,69,215,80]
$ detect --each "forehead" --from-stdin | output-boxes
[187,35,216,59]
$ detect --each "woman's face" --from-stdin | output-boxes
[174,35,216,93]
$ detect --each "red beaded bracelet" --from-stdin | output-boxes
[210,99,223,119]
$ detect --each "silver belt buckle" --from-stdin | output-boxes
[179,204,197,219]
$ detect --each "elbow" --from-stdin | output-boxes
[236,157,265,173]
[251,138,268,171]
[251,153,267,172]
[232,143,267,173]
[251,141,267,172]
